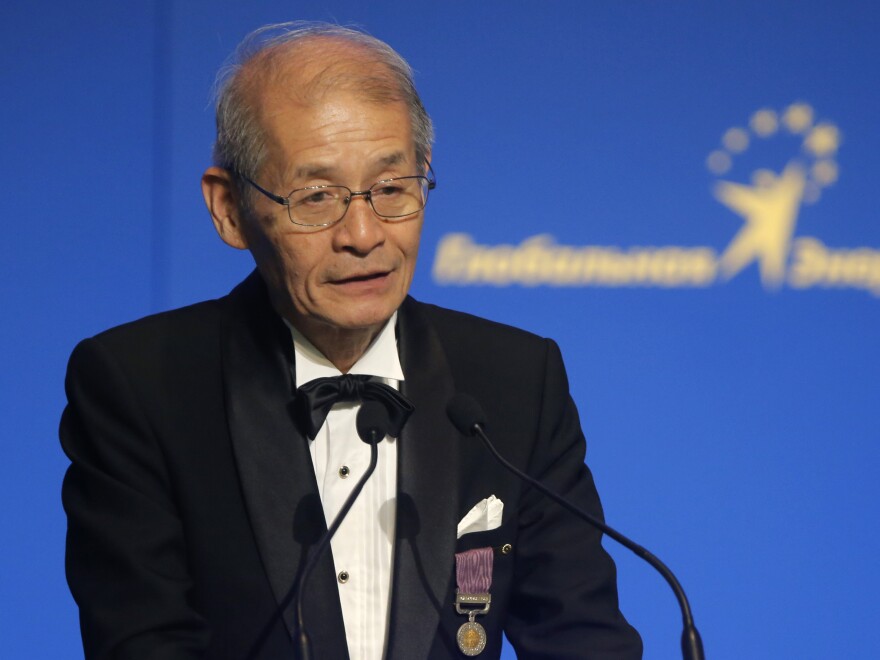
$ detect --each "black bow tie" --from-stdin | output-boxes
[293,374,414,440]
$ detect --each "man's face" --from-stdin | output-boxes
[239,89,425,344]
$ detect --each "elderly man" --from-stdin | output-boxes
[61,22,641,660]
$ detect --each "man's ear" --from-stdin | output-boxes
[201,166,249,250]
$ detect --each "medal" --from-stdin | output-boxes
[454,548,494,656]
[457,616,487,656]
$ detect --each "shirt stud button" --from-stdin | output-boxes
[501,543,513,555]
[338,570,350,584]
[338,465,350,478]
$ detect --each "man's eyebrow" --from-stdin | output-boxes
[377,152,407,167]
[287,152,411,185]
[291,164,337,181]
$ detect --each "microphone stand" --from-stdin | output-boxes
[470,423,705,660]
[295,405,387,660]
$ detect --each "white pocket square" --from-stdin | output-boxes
[456,495,504,539]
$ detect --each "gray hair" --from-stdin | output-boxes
[211,21,434,187]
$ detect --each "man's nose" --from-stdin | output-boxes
[333,193,386,254]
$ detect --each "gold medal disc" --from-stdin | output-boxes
[457,620,487,656]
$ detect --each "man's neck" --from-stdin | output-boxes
[291,311,404,389]
[290,319,383,373]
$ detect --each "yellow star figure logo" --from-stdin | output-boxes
[715,163,806,288]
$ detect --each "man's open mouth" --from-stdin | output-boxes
[333,271,389,284]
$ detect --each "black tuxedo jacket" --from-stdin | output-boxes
[61,271,641,659]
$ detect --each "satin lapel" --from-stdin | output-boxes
[386,297,461,660]
[221,273,348,659]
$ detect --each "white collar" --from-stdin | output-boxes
[289,312,404,387]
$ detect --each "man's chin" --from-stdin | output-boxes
[328,307,397,333]
[323,287,405,327]
[294,301,399,335]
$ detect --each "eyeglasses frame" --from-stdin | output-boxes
[234,164,436,228]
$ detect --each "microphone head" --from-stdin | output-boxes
[356,400,391,445]
[446,393,486,436]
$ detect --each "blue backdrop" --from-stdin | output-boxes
[3,1,879,658]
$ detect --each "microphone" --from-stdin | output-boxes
[296,401,392,660]
[356,399,391,446]
[446,393,704,660]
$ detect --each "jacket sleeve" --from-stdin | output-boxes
[503,339,643,659]
[60,337,210,659]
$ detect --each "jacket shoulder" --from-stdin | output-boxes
[405,299,558,392]
[85,298,223,352]
[412,299,548,349]
[80,271,268,355]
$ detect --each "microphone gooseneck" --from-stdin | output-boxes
[296,401,390,660]
[446,393,705,660]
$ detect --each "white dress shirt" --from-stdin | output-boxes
[290,314,402,660]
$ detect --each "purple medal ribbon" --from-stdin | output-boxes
[455,547,494,594]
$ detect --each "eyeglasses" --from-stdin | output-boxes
[237,166,436,228]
